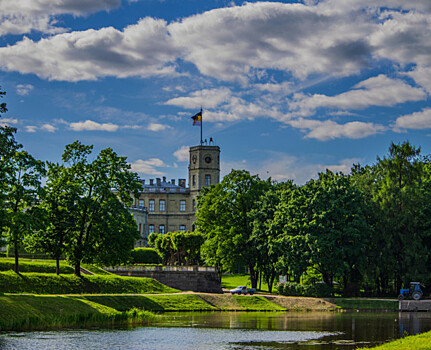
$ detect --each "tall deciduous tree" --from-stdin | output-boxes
[197,169,270,288]
[276,170,371,294]
[39,141,142,276]
[251,181,294,292]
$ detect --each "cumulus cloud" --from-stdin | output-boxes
[24,125,37,133]
[16,84,34,96]
[40,123,57,132]
[130,158,167,175]
[147,123,172,132]
[288,118,386,141]
[0,18,179,81]
[0,0,121,36]
[69,120,118,132]
[394,108,431,131]
[173,145,189,162]
[169,2,373,82]
[165,88,231,109]
[0,118,19,126]
[290,75,426,116]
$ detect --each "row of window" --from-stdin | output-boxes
[138,199,187,212]
[148,224,186,234]
[192,174,212,187]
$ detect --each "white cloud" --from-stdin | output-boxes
[16,84,34,96]
[0,18,179,81]
[290,75,426,116]
[0,117,18,126]
[165,88,231,109]
[173,145,189,162]
[69,120,118,132]
[288,118,386,141]
[130,158,167,175]
[40,123,57,132]
[24,125,37,133]
[147,123,171,132]
[0,0,121,36]
[394,108,431,131]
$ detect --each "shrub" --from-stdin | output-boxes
[130,248,162,264]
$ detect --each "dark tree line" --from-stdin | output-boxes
[196,142,431,296]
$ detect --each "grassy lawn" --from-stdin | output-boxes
[334,298,398,310]
[221,274,273,293]
[0,271,178,294]
[358,330,431,350]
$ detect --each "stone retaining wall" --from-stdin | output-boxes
[106,266,222,293]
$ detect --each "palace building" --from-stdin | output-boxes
[131,140,220,247]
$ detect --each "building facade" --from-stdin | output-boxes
[131,142,220,247]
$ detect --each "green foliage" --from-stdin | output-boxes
[28,141,143,276]
[152,231,205,265]
[130,248,162,264]
[197,169,271,288]
[0,271,178,294]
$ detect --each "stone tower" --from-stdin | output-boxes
[189,142,220,212]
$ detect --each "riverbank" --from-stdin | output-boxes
[0,292,400,331]
[0,294,155,331]
[359,330,431,350]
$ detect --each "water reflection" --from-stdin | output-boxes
[0,312,430,350]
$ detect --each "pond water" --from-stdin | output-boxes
[1,311,431,349]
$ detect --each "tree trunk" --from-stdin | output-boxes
[56,256,60,275]
[249,264,257,289]
[74,260,81,277]
[14,243,19,274]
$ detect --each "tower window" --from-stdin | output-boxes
[205,174,211,187]
[192,175,196,186]
[138,199,144,207]
[160,199,165,212]
[149,225,154,233]
[159,225,165,234]
[180,200,186,212]
[179,225,186,231]
[192,199,196,211]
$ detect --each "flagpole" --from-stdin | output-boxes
[200,107,203,146]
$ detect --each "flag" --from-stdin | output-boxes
[191,111,202,126]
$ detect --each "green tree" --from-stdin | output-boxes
[276,171,371,294]
[152,231,205,266]
[197,169,270,288]
[41,141,142,276]
[251,181,294,292]
[26,162,77,274]
[2,150,46,273]
[371,141,429,294]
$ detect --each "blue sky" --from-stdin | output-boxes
[1,0,430,184]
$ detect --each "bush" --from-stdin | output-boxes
[130,248,162,264]
[277,282,334,298]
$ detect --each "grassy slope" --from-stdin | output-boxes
[358,331,431,350]
[334,298,398,310]
[0,271,178,294]
[0,295,155,331]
